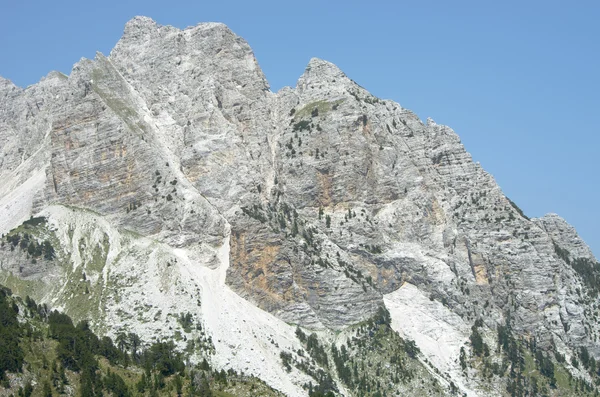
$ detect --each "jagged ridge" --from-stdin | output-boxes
[1,16,599,397]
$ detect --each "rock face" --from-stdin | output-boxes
[1,16,599,396]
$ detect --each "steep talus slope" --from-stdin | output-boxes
[1,16,599,396]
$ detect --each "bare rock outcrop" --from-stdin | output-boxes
[1,16,599,396]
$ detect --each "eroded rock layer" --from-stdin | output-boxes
[1,16,598,396]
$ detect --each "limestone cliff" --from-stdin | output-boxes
[1,16,598,396]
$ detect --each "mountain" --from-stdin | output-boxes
[0,285,285,397]
[1,16,599,397]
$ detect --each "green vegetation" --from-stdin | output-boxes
[91,65,148,138]
[465,315,600,397]
[282,326,338,396]
[469,319,489,357]
[0,284,283,397]
[22,217,48,227]
[347,89,381,105]
[2,217,56,261]
[569,257,600,296]
[288,99,344,143]
[554,242,600,296]
[330,307,444,396]
[283,308,444,397]
[507,197,529,220]
[0,286,24,381]
[241,203,268,223]
[293,120,311,132]
[5,233,55,260]
[239,199,376,294]
[293,99,344,120]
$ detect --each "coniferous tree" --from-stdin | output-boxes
[0,287,24,380]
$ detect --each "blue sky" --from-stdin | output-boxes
[1,0,598,257]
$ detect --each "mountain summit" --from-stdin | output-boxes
[1,17,598,396]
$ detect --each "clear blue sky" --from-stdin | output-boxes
[1,0,598,257]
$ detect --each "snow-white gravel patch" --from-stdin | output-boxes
[37,205,309,397]
[0,169,46,235]
[175,226,310,397]
[384,282,477,396]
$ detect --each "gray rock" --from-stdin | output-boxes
[1,16,599,396]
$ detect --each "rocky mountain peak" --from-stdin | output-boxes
[1,17,600,397]
[121,15,160,39]
[0,75,20,93]
[116,16,237,51]
[534,213,597,261]
[301,58,346,81]
[295,57,364,102]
